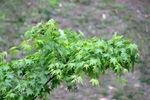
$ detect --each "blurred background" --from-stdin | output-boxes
[0,0,150,100]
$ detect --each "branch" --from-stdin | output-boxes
[32,75,56,100]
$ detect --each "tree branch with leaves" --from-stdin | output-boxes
[0,19,139,100]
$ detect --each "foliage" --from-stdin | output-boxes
[72,0,91,5]
[48,0,59,8]
[0,19,139,100]
[98,3,107,9]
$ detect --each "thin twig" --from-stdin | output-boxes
[32,75,56,100]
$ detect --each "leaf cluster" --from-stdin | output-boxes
[0,19,139,100]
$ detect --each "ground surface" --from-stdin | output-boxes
[0,0,150,100]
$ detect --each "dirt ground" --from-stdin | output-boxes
[0,0,150,100]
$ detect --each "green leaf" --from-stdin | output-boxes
[76,54,82,60]
[90,79,99,86]
[24,31,32,39]
[9,93,16,98]
[26,88,33,96]
[77,76,83,84]
[110,57,117,65]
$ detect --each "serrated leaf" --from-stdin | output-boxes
[26,88,33,96]
[77,76,83,84]
[90,79,99,86]
[110,57,117,65]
